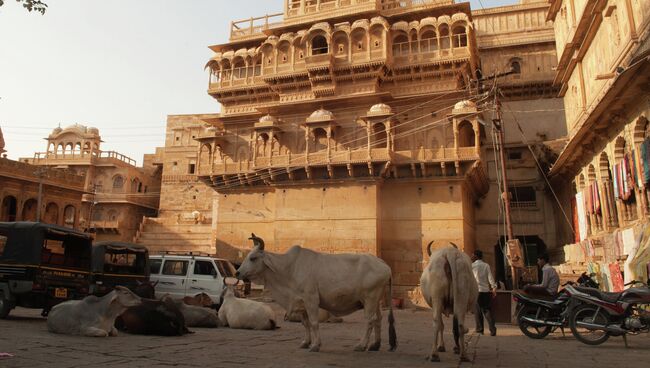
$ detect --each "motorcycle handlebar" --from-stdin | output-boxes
[624,280,647,287]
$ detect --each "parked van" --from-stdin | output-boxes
[149,253,238,303]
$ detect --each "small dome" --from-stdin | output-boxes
[52,127,63,135]
[309,108,334,120]
[87,127,99,135]
[368,103,393,116]
[453,100,477,110]
[64,123,88,133]
[259,114,277,124]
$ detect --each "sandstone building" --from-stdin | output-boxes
[19,124,162,242]
[1,127,87,229]
[138,0,568,299]
[548,0,650,287]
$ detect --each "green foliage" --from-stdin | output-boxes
[0,0,48,14]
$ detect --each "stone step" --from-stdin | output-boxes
[137,242,216,255]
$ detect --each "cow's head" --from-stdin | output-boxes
[236,233,267,281]
[112,285,142,308]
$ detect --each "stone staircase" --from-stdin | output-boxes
[133,217,214,255]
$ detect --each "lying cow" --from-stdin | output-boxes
[47,286,141,337]
[218,281,277,330]
[285,309,343,324]
[236,234,397,352]
[420,242,478,362]
[172,299,219,328]
[116,295,190,336]
[183,293,215,309]
[132,280,158,299]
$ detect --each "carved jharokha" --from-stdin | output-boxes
[196,1,487,192]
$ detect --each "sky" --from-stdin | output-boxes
[0,0,518,164]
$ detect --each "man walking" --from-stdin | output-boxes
[471,250,497,336]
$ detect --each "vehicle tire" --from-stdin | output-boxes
[569,304,610,345]
[0,292,12,319]
[517,305,552,339]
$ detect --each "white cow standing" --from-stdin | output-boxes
[236,234,397,353]
[218,282,278,330]
[420,242,478,362]
[47,286,142,337]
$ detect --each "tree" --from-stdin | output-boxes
[0,0,48,14]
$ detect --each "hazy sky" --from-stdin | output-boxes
[0,0,518,164]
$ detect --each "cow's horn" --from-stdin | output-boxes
[249,233,265,250]
[449,242,458,249]
[426,241,434,257]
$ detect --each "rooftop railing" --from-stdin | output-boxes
[230,13,284,40]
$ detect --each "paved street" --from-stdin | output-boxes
[0,306,648,368]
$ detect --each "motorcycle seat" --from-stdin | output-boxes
[576,287,621,303]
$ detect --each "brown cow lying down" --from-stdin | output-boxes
[172,299,219,328]
[182,293,215,308]
[285,309,343,323]
[47,286,141,337]
[115,295,190,336]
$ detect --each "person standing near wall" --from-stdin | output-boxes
[472,250,497,336]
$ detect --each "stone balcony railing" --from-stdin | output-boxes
[89,220,120,230]
[0,157,86,188]
[29,150,138,167]
[198,146,479,177]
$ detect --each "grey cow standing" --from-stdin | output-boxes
[236,234,397,352]
[47,286,142,337]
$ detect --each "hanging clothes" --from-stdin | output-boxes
[593,183,601,214]
[586,187,593,215]
[572,197,580,243]
[609,263,625,292]
[576,192,588,242]
[633,149,644,188]
[642,138,650,185]
[613,162,620,199]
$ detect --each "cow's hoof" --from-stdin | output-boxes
[368,342,381,351]
[353,344,367,352]
[437,346,446,353]
[308,345,320,353]
[426,355,440,362]
[299,341,310,349]
[453,346,460,355]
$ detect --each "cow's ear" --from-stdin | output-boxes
[262,254,279,274]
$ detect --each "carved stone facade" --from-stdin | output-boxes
[1,132,86,229]
[141,0,569,300]
[549,0,650,247]
[19,124,162,242]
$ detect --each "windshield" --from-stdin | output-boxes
[103,250,147,275]
[42,234,92,269]
[215,260,237,277]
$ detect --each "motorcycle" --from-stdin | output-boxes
[565,280,650,346]
[513,273,599,339]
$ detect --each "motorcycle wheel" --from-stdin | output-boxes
[517,305,553,339]
[569,304,611,345]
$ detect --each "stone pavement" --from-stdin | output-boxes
[0,306,648,368]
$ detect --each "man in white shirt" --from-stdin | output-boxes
[471,250,497,336]
[525,253,560,296]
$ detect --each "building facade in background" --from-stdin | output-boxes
[136,0,568,301]
[18,124,162,242]
[549,0,650,287]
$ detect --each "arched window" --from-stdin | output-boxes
[312,128,328,151]
[457,120,475,147]
[21,199,37,221]
[372,122,388,149]
[439,24,450,49]
[63,205,76,228]
[233,58,246,79]
[44,202,59,225]
[420,29,437,53]
[1,196,18,222]
[392,34,409,56]
[312,35,328,55]
[599,152,618,228]
[112,175,125,192]
[452,25,467,48]
[510,59,522,74]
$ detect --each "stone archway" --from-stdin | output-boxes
[22,199,38,222]
[44,202,59,225]
[1,196,17,222]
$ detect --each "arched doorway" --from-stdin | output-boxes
[1,196,17,222]
[457,120,475,147]
[22,199,38,222]
[372,122,387,149]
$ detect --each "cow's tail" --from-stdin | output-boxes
[387,276,397,352]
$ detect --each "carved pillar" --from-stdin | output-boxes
[385,123,391,150]
[252,131,258,161]
[366,122,371,158]
[304,128,310,162]
[453,120,459,156]
[326,127,331,161]
[269,131,274,158]
[473,121,480,154]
